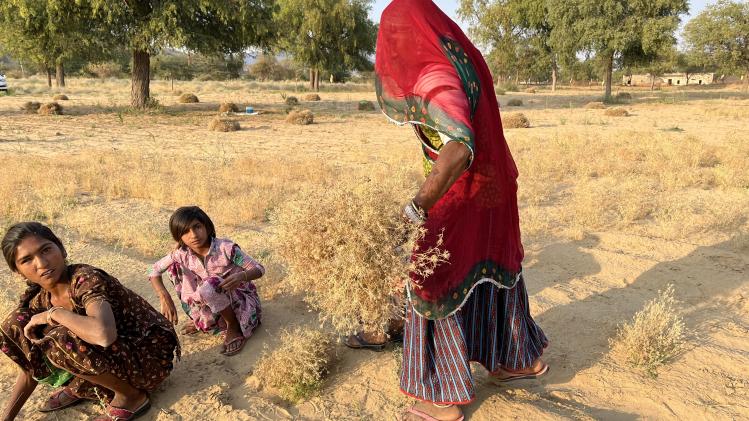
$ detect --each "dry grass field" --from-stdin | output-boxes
[0,76,747,420]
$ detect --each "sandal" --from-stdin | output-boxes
[222,335,248,356]
[404,406,464,421]
[93,397,151,421]
[39,387,83,412]
[493,361,549,382]
[344,332,387,352]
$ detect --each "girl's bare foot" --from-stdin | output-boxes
[402,402,463,421]
[494,358,548,381]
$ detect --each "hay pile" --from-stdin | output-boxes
[507,98,523,107]
[38,102,63,115]
[285,109,314,125]
[253,328,332,402]
[605,107,629,117]
[21,101,41,113]
[178,93,199,103]
[585,101,606,109]
[271,175,448,334]
[208,117,240,132]
[303,93,321,101]
[524,88,537,94]
[358,100,375,111]
[218,102,239,113]
[610,285,685,377]
[503,113,530,128]
[285,96,299,106]
[52,94,69,101]
[617,92,632,100]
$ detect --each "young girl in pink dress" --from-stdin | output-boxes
[148,206,264,356]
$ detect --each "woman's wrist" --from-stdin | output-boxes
[46,307,63,325]
[404,199,428,224]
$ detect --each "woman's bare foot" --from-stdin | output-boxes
[109,390,148,412]
[180,322,199,335]
[402,402,463,421]
[494,358,548,381]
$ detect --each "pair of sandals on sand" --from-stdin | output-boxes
[181,321,248,356]
[40,387,150,421]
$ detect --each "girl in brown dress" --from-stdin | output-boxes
[0,222,180,421]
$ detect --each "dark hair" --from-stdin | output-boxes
[2,222,67,307]
[169,206,216,247]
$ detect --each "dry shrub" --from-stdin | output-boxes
[303,93,321,101]
[218,102,239,113]
[507,98,523,107]
[178,93,199,103]
[208,117,240,132]
[271,175,449,334]
[52,94,69,101]
[609,285,685,377]
[503,113,530,128]
[524,88,537,94]
[585,101,606,109]
[285,109,314,125]
[38,102,63,115]
[358,100,375,111]
[605,107,629,117]
[285,96,299,105]
[21,101,41,113]
[616,92,632,100]
[254,328,332,402]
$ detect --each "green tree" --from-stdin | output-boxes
[684,0,749,91]
[90,0,276,107]
[548,0,688,100]
[275,0,377,91]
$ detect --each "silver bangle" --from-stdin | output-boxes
[404,200,427,224]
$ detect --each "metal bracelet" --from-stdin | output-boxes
[404,200,427,225]
[46,306,63,325]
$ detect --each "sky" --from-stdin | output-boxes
[369,0,718,36]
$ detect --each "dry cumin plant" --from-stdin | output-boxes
[52,94,69,101]
[507,98,523,107]
[285,109,314,125]
[503,113,530,128]
[178,93,199,103]
[271,174,449,335]
[208,117,240,132]
[609,285,685,377]
[253,327,332,402]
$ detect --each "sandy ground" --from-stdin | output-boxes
[0,78,747,420]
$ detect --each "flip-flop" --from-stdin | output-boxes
[493,363,549,382]
[93,397,151,421]
[344,332,387,352]
[404,406,464,421]
[222,335,248,356]
[39,387,83,412]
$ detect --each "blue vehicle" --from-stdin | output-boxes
[0,74,7,93]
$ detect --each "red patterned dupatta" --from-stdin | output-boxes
[375,0,524,319]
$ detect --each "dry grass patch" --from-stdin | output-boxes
[38,102,63,115]
[358,100,375,111]
[178,93,199,103]
[604,107,629,117]
[507,98,523,107]
[253,327,333,402]
[21,101,41,113]
[609,285,685,377]
[285,109,314,125]
[303,93,321,101]
[503,113,530,128]
[271,174,448,334]
[585,101,606,109]
[218,102,239,113]
[208,117,240,132]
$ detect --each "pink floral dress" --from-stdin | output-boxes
[149,238,263,337]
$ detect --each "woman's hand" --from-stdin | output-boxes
[22,312,49,344]
[159,293,178,325]
[217,272,248,291]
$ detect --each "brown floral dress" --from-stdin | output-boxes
[0,264,180,401]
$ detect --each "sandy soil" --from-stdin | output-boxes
[0,78,747,420]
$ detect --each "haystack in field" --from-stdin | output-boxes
[357,100,375,111]
[285,109,314,125]
[507,98,523,106]
[524,88,537,94]
[21,101,41,113]
[52,94,69,101]
[303,93,321,101]
[617,92,632,100]
[585,101,606,109]
[285,96,299,106]
[208,117,240,132]
[178,93,199,103]
[605,107,629,117]
[38,102,63,115]
[218,102,239,113]
[503,113,530,128]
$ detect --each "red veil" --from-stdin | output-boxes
[376,0,524,319]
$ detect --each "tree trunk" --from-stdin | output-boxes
[46,68,53,87]
[603,53,613,101]
[55,63,65,88]
[131,49,151,108]
[651,74,656,91]
[309,69,315,90]
[19,61,25,78]
[551,64,557,92]
[744,70,749,92]
[314,69,320,92]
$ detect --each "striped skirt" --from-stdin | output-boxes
[400,277,548,404]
